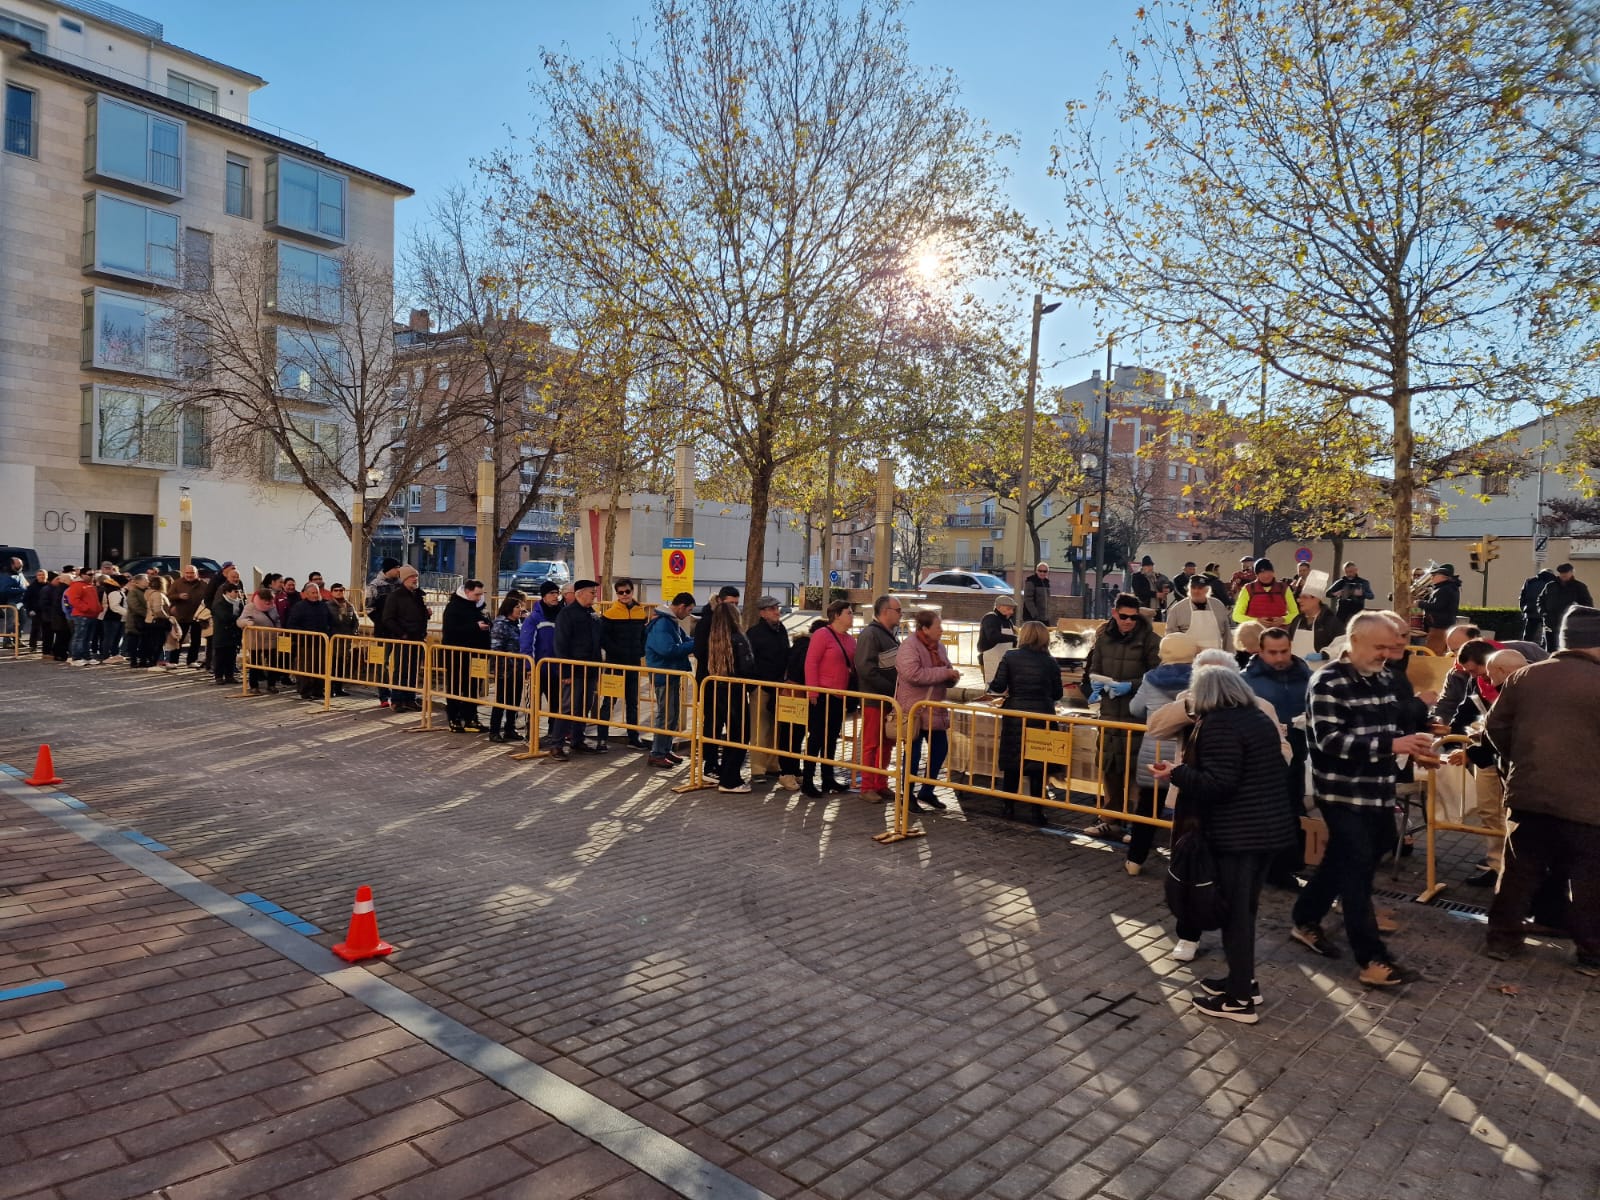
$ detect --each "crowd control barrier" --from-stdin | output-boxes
[1417,733,1503,902]
[239,626,332,700]
[325,634,430,710]
[524,658,695,761]
[0,605,19,659]
[692,675,890,809]
[423,645,535,733]
[898,699,1178,842]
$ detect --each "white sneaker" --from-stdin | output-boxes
[1173,939,1200,962]
[778,774,800,791]
[69,659,87,666]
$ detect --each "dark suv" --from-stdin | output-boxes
[120,555,223,577]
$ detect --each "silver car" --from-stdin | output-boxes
[919,570,1014,594]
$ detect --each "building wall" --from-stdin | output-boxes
[1431,412,1584,539]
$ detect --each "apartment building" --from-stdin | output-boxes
[0,1,410,573]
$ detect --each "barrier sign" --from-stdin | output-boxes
[776,695,809,725]
[469,657,489,680]
[1024,727,1074,763]
[662,537,695,598]
[276,636,292,653]
[367,644,386,665]
[599,673,626,699]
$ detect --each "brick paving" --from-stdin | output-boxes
[5,658,1600,1199]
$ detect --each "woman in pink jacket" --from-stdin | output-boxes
[895,610,961,812]
[802,600,856,797]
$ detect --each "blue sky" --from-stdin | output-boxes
[138,0,1138,384]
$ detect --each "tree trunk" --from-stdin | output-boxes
[1329,534,1345,575]
[744,462,773,609]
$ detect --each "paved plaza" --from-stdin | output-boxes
[3,660,1599,1200]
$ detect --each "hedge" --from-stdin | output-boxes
[1459,607,1523,640]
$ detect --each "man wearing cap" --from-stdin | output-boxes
[1022,562,1052,625]
[747,596,798,786]
[1172,561,1198,596]
[1130,556,1159,608]
[1232,558,1298,629]
[1325,561,1375,632]
[978,595,1018,656]
[550,579,605,759]
[1536,564,1593,653]
[1484,605,1600,975]
[1229,555,1257,600]
[1418,564,1462,656]
[1165,575,1233,651]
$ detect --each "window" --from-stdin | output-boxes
[436,444,448,472]
[407,485,423,512]
[1041,498,1054,520]
[437,372,450,391]
[225,155,251,218]
[166,72,218,113]
[434,487,447,513]
[276,328,345,402]
[271,242,342,322]
[979,545,995,567]
[182,228,212,292]
[981,500,996,526]
[265,154,347,243]
[1038,539,1051,562]
[82,288,175,377]
[1482,471,1511,497]
[4,84,37,158]
[0,12,45,50]
[271,417,341,483]
[82,193,180,284]
[85,95,184,196]
[80,385,208,468]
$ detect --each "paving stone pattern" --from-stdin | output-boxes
[5,661,1600,1200]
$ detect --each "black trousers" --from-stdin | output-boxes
[1292,803,1395,966]
[1488,811,1600,961]
[805,696,847,786]
[708,681,748,787]
[1215,850,1274,1001]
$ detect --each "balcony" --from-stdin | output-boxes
[517,509,565,533]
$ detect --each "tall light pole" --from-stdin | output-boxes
[1012,293,1060,587]
[177,486,192,569]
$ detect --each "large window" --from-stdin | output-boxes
[225,154,251,218]
[0,12,45,50]
[85,95,184,197]
[271,242,342,323]
[82,193,179,284]
[80,385,207,468]
[265,154,346,243]
[166,72,217,113]
[271,417,341,483]
[275,327,345,402]
[82,288,175,377]
[4,83,36,158]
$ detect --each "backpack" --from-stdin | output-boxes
[1165,831,1222,932]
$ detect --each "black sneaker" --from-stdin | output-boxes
[1199,977,1263,1005]
[1465,869,1497,888]
[1290,924,1343,959]
[1191,993,1258,1024]
[1358,960,1421,988]
[1574,958,1600,978]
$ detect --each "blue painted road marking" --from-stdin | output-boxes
[0,980,66,1002]
[233,892,321,936]
[121,831,170,852]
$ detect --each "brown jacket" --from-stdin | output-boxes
[1485,651,1600,825]
[167,575,206,623]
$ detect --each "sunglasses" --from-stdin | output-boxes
[1114,612,1138,621]
[617,588,633,595]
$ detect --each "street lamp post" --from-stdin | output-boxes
[178,487,192,570]
[1012,293,1060,590]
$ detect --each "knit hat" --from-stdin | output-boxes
[538,580,560,597]
[380,557,402,572]
[1559,605,1600,651]
[1159,633,1200,664]
[1253,558,1274,574]
[1140,555,1155,566]
[395,564,419,581]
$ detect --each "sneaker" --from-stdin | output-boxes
[1290,924,1343,959]
[68,659,87,666]
[1172,939,1200,963]
[648,755,675,769]
[104,655,124,663]
[1199,977,1263,1005]
[917,793,947,810]
[1465,869,1497,888]
[1358,960,1421,988]
[718,783,753,794]
[778,774,800,791]
[1124,861,1141,877]
[378,700,391,709]
[1191,993,1259,1024]
[1083,820,1123,839]
[1573,958,1600,978]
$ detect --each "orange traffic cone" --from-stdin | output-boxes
[24,744,63,788]
[331,885,394,962]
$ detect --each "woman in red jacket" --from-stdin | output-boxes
[64,572,103,665]
[802,600,856,797]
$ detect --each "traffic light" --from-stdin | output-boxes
[1483,535,1500,563]
[1469,541,1483,572]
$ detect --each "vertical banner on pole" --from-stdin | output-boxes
[662,537,695,598]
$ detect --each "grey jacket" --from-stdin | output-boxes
[854,620,900,696]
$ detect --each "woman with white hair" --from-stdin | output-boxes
[1152,664,1299,1024]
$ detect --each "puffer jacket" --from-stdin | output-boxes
[990,646,1064,770]
[65,578,102,619]
[519,599,562,660]
[123,584,148,631]
[490,615,522,654]
[1084,614,1160,721]
[1130,662,1191,786]
[236,600,280,631]
[553,600,603,664]
[600,599,649,665]
[894,633,957,732]
[379,587,429,642]
[441,593,490,650]
[1242,654,1312,724]
[1169,704,1297,854]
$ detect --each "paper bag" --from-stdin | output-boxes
[1291,629,1316,659]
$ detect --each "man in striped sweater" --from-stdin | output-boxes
[1290,612,1437,988]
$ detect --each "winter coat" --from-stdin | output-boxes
[553,600,604,664]
[64,579,102,619]
[1130,662,1191,786]
[441,593,491,650]
[645,607,694,681]
[1419,577,1462,632]
[490,615,522,654]
[1083,614,1160,721]
[990,646,1063,771]
[854,620,900,697]
[167,576,205,623]
[895,634,957,732]
[692,602,718,679]
[1232,579,1299,626]
[212,594,244,645]
[327,598,360,636]
[1242,654,1312,725]
[143,590,171,626]
[747,618,792,683]
[0,568,24,607]
[519,599,562,661]
[977,610,1016,655]
[1326,574,1375,627]
[236,601,279,631]
[102,586,127,623]
[1130,571,1157,607]
[22,579,45,616]
[1021,573,1052,624]
[41,581,69,629]
[366,571,399,624]
[1290,605,1340,653]
[1169,704,1298,854]
[379,587,429,642]
[599,599,649,665]
[285,597,332,634]
[1537,577,1594,636]
[123,583,148,630]
[785,635,811,686]
[1520,570,1556,640]
[1163,597,1233,650]
[805,625,855,696]
[1486,651,1600,826]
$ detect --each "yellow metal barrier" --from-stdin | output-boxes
[902,699,1175,843]
[425,644,535,733]
[527,658,694,761]
[1418,733,1503,902]
[326,634,430,713]
[0,605,19,659]
[239,626,332,701]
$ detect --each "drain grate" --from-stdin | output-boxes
[1372,885,1487,918]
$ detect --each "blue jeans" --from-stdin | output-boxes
[908,729,948,799]
[69,615,96,660]
[652,676,681,756]
[100,617,122,659]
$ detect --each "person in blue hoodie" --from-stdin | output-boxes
[1243,627,1314,888]
[519,581,564,743]
[1127,633,1200,878]
[644,592,696,767]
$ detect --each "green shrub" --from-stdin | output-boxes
[1460,607,1523,640]
[802,586,850,610]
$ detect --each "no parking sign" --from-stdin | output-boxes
[662,537,695,598]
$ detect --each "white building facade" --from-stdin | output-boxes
[0,1,410,574]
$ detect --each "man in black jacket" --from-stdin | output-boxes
[1326,562,1375,632]
[441,580,491,732]
[1021,562,1052,624]
[1519,568,1556,644]
[1418,564,1461,656]
[1537,564,1594,653]
[550,579,605,759]
[747,596,799,787]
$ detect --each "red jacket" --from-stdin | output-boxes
[804,626,856,696]
[65,579,102,618]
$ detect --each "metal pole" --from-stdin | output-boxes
[476,459,495,599]
[1013,294,1044,589]
[1534,406,1547,571]
[1095,336,1112,618]
[873,457,894,595]
[178,489,192,569]
[349,495,366,612]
